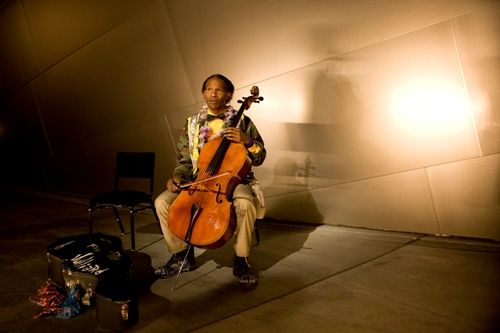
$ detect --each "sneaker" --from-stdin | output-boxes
[155,247,196,279]
[233,254,258,290]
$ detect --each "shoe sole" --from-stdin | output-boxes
[155,264,197,279]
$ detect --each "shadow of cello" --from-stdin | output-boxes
[190,155,323,277]
[126,251,172,329]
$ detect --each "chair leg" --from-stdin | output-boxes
[88,208,93,234]
[254,221,260,245]
[112,207,126,235]
[151,205,163,235]
[129,210,135,251]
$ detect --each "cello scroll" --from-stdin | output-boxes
[237,86,264,111]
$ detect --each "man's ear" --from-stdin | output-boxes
[226,92,233,103]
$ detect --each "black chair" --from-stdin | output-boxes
[88,152,160,250]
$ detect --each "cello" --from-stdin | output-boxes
[167,86,263,251]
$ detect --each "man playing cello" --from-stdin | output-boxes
[154,74,266,289]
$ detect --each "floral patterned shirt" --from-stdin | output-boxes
[172,106,266,183]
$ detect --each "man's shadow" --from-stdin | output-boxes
[184,221,318,278]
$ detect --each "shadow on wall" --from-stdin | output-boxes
[264,156,323,224]
[262,60,369,224]
[307,62,381,180]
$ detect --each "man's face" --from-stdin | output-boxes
[203,78,233,113]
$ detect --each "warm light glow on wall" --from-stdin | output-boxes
[255,85,306,123]
[390,77,470,136]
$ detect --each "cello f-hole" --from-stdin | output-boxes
[215,183,223,203]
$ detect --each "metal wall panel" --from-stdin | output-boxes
[452,3,500,155]
[45,116,177,196]
[253,22,480,194]
[32,2,190,154]
[0,84,50,187]
[427,154,500,240]
[22,0,158,70]
[165,0,499,94]
[1,0,499,238]
[0,0,40,97]
[265,169,440,235]
[29,2,192,195]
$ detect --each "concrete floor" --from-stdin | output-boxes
[0,189,499,333]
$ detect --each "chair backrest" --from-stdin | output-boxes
[114,152,156,194]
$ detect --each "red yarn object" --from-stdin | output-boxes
[29,280,65,318]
